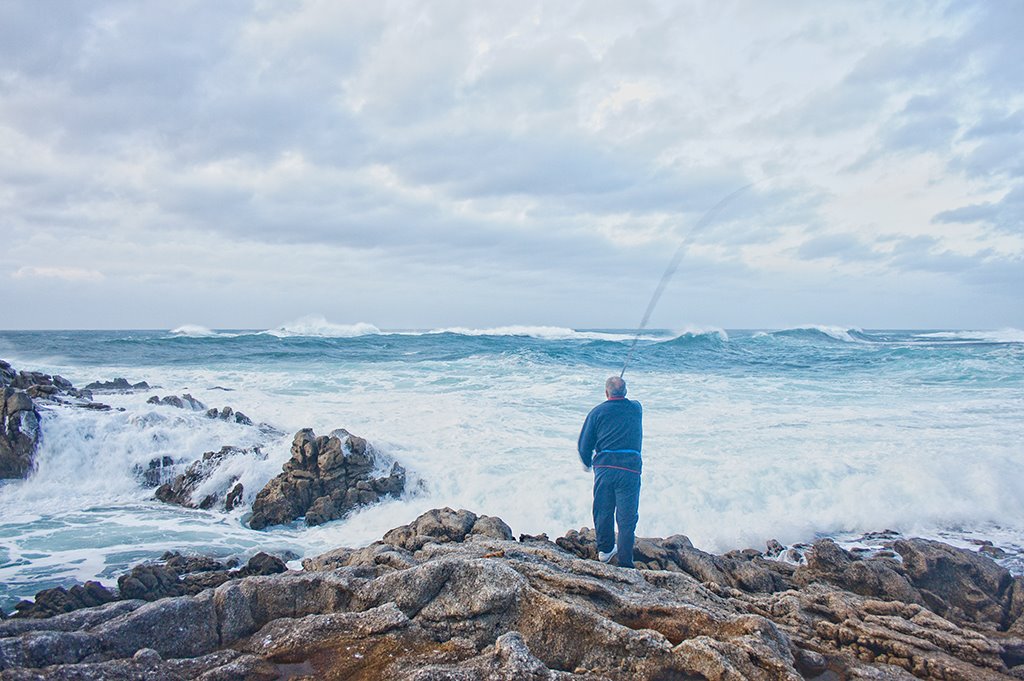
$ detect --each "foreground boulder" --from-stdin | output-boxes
[248,428,406,530]
[4,509,1024,679]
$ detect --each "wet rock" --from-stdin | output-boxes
[248,428,407,530]
[84,377,151,392]
[205,406,253,425]
[793,539,924,606]
[135,455,177,487]
[11,582,117,619]
[117,564,185,601]
[224,482,244,511]
[894,538,1016,627]
[154,445,262,510]
[146,393,206,410]
[0,386,41,479]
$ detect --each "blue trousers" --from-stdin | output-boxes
[593,467,641,568]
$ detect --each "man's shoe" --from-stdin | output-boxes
[598,545,617,563]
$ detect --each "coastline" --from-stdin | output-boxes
[3,507,1024,679]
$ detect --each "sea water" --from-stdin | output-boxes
[1,320,1022,612]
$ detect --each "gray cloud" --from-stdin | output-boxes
[0,1,1021,329]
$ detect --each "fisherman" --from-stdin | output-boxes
[578,376,642,568]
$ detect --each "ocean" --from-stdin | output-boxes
[1,320,1022,613]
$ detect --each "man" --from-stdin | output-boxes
[577,375,642,568]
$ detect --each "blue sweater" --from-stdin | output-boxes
[578,397,643,473]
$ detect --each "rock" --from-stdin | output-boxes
[894,538,1016,627]
[248,428,407,530]
[84,378,133,391]
[11,582,117,619]
[135,455,177,488]
[147,393,206,410]
[0,386,41,479]
[117,564,185,601]
[793,539,924,606]
[155,445,262,510]
[224,482,244,511]
[205,406,254,425]
[2,510,1021,680]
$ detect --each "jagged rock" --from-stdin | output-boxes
[382,507,512,551]
[154,445,261,510]
[205,405,253,425]
[556,527,789,592]
[224,482,244,511]
[2,510,1022,680]
[84,378,150,391]
[894,538,1017,627]
[117,564,186,602]
[11,582,117,619]
[793,539,924,606]
[146,393,206,410]
[1,386,41,479]
[248,428,406,530]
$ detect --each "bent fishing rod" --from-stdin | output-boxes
[619,181,761,378]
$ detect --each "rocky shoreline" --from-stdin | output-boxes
[2,507,1024,679]
[0,358,408,531]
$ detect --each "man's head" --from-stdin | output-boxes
[605,376,627,398]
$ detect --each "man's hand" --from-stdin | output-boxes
[582,463,592,472]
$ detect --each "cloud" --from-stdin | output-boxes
[12,266,105,282]
[0,1,1021,328]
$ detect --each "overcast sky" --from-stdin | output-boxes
[2,1,1021,330]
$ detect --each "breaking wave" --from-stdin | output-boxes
[757,325,868,343]
[914,329,1024,344]
[263,315,381,338]
[170,325,221,338]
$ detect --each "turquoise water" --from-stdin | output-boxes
[1,322,1022,612]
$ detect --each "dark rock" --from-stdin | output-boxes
[154,446,260,511]
[117,564,185,601]
[894,537,1015,626]
[204,406,254,426]
[135,456,177,488]
[225,482,244,511]
[12,582,117,619]
[84,378,133,391]
[240,552,287,576]
[249,428,406,530]
[148,393,206,410]
[131,381,150,390]
[1,386,41,479]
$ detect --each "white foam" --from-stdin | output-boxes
[170,324,219,337]
[421,326,653,341]
[774,325,864,342]
[915,329,1024,344]
[2,332,1023,608]
[669,326,729,342]
[263,315,381,338]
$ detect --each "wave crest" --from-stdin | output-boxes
[264,315,381,338]
[914,329,1024,344]
[760,325,866,343]
[170,325,219,338]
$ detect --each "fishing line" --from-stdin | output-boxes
[619,180,763,378]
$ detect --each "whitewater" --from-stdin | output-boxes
[1,320,1022,612]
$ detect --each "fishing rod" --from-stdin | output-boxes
[619,181,762,378]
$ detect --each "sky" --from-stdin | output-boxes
[1,1,1021,330]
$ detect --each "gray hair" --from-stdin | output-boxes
[605,376,627,397]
